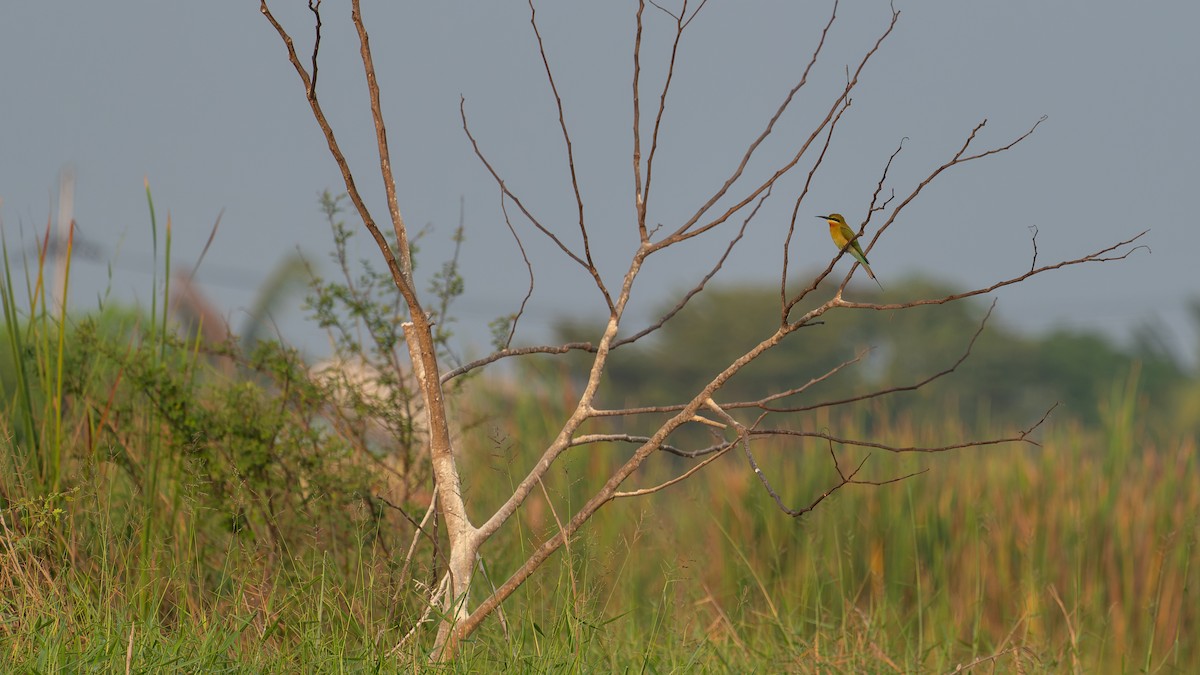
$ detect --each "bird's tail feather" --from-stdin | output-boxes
[862,264,884,291]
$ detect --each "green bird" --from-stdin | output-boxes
[817,213,883,290]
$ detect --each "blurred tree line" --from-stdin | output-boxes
[554,277,1200,437]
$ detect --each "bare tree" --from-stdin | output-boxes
[259,0,1145,661]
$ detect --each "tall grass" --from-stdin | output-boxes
[464,376,1198,672]
[0,203,1195,671]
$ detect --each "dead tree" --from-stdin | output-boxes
[258,0,1146,660]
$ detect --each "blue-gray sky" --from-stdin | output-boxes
[2,2,1197,363]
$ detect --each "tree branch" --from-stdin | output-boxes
[770,300,997,415]
[863,116,1048,260]
[497,192,535,349]
[440,342,595,384]
[831,231,1149,313]
[613,444,729,498]
[638,0,709,242]
[762,403,1057,454]
[656,1,887,249]
[527,0,613,312]
[569,433,735,459]
[631,1,646,239]
[613,184,767,348]
[780,94,855,317]
[785,115,1051,318]
[461,97,606,306]
[259,1,416,307]
[753,441,927,519]
[350,0,415,284]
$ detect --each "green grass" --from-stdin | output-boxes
[0,198,1196,672]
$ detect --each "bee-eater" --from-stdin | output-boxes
[817,213,883,290]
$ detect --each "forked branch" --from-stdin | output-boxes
[657,1,849,247]
[526,0,612,311]
[259,0,416,306]
[461,98,613,313]
[757,442,927,519]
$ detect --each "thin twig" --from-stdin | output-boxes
[307,0,322,97]
[866,138,906,221]
[498,192,534,348]
[773,300,998,414]
[589,346,866,420]
[641,0,709,243]
[865,116,1048,259]
[614,445,731,498]
[632,0,646,238]
[389,572,450,656]
[570,433,735,459]
[527,0,613,311]
[397,491,439,587]
[764,403,1057,454]
[763,439,925,518]
[440,342,594,383]
[461,98,600,289]
[1029,224,1040,272]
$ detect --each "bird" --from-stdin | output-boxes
[817,213,883,290]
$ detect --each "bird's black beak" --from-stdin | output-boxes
[815,215,828,220]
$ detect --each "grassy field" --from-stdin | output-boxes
[1,219,1195,672]
[2,368,1196,672]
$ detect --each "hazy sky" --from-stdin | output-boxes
[2,2,1197,363]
